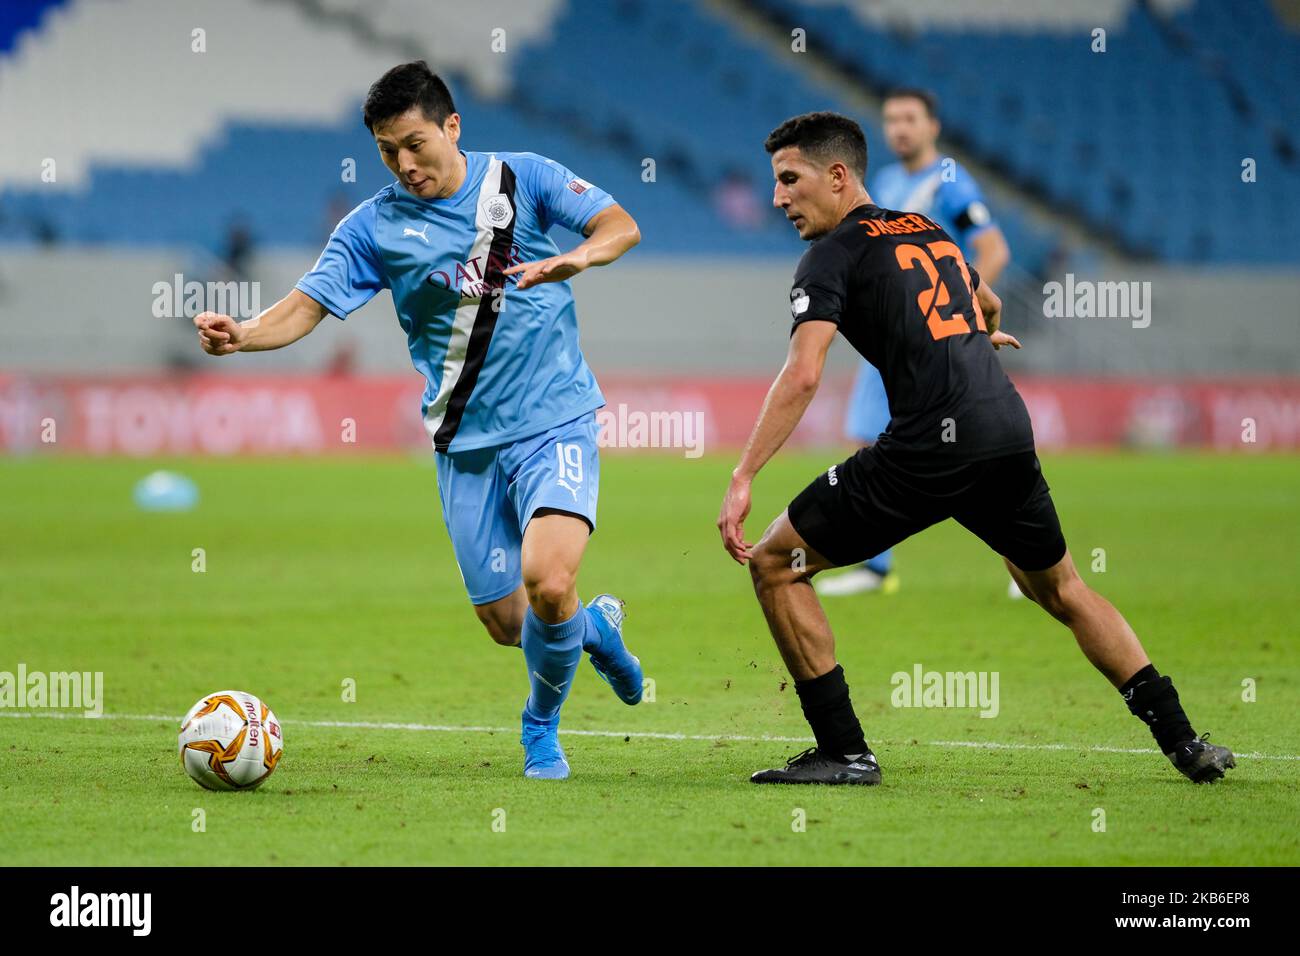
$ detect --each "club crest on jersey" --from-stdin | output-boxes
[790,287,810,317]
[480,193,514,229]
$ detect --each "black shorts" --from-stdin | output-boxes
[787,447,1067,572]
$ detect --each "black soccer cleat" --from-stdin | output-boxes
[750,747,881,785]
[1167,732,1236,784]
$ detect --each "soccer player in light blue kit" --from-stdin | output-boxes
[817,88,1011,597]
[193,62,644,779]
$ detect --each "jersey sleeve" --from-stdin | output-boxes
[514,152,616,235]
[790,238,853,331]
[294,200,386,320]
[938,167,997,242]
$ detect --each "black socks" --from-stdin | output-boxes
[1121,664,1196,754]
[795,663,1195,762]
[795,664,869,762]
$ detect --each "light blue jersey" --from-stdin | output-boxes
[869,156,996,258]
[296,149,616,453]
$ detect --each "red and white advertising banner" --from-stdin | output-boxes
[1,373,1298,456]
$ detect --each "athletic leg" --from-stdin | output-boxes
[521,510,588,624]
[1009,550,1234,781]
[508,412,641,706]
[746,511,881,785]
[473,586,526,647]
[507,510,585,778]
[505,413,640,777]
[961,453,1234,782]
[1005,550,1147,688]
[435,444,527,643]
[746,446,940,784]
[747,511,841,681]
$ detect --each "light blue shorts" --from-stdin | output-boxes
[845,358,892,444]
[435,412,601,605]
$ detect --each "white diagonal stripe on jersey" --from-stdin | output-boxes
[422,156,504,444]
[901,169,943,216]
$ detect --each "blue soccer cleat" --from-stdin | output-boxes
[520,710,570,779]
[586,594,643,705]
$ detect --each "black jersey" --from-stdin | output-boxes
[790,204,1034,464]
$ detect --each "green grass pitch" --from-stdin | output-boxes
[1,451,1297,866]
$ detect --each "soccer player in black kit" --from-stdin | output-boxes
[717,112,1235,786]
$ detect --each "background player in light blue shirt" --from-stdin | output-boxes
[194,62,643,779]
[817,87,1011,598]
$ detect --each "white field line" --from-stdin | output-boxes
[2,710,1298,762]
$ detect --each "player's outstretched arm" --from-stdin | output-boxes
[504,204,640,290]
[976,281,1021,351]
[718,320,837,564]
[194,289,329,356]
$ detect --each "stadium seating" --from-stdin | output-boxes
[750,0,1300,263]
[1,0,1295,265]
[0,0,811,257]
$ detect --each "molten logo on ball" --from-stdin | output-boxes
[178,690,284,790]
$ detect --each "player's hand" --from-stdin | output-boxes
[194,312,245,356]
[718,475,754,565]
[503,250,587,290]
[974,283,1019,349]
[976,281,1002,335]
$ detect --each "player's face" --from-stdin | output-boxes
[882,97,938,161]
[373,108,462,199]
[771,147,839,240]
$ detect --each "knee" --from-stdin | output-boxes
[748,536,806,594]
[1038,574,1089,624]
[523,569,577,618]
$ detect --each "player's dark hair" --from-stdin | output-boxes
[363,60,457,132]
[764,111,868,179]
[883,87,939,118]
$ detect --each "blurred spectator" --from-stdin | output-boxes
[712,167,764,230]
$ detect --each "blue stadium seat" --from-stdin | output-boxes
[2,0,1294,266]
[751,0,1300,265]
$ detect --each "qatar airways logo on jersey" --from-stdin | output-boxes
[425,245,526,299]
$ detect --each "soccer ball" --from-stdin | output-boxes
[178,690,284,790]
